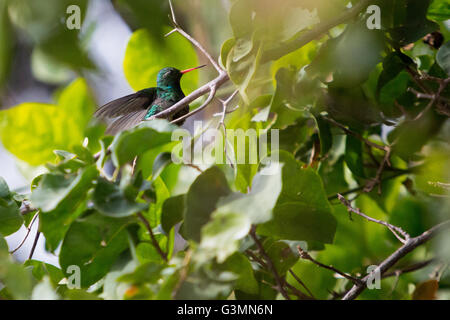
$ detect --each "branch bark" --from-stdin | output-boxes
[342,220,450,300]
[146,0,230,122]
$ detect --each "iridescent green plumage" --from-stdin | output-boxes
[94,66,204,134]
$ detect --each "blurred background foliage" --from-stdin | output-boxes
[0,0,449,300]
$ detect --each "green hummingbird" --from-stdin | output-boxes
[94,65,206,134]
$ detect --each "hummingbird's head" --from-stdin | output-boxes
[156,65,206,88]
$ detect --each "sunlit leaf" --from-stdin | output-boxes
[124,28,199,93]
[0,78,95,165]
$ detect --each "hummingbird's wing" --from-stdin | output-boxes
[94,88,157,135]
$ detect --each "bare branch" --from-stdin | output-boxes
[167,0,223,73]
[338,194,410,244]
[146,0,232,123]
[288,269,316,299]
[147,70,229,122]
[364,144,392,194]
[297,246,363,285]
[10,212,39,254]
[170,84,217,124]
[28,231,40,260]
[382,259,435,279]
[342,220,450,300]
[249,226,291,300]
[407,77,450,121]
[137,212,168,262]
[323,116,386,152]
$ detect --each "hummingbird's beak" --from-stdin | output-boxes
[180,64,206,74]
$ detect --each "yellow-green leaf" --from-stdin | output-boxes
[0,78,95,165]
[124,28,199,93]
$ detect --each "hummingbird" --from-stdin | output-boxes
[94,65,206,134]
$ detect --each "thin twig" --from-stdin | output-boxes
[137,212,168,262]
[382,259,435,279]
[28,231,40,260]
[338,194,410,244]
[323,116,386,152]
[297,246,363,285]
[170,84,217,124]
[10,212,39,254]
[342,220,450,300]
[249,226,291,300]
[147,0,229,122]
[408,77,450,121]
[171,249,192,299]
[288,269,315,299]
[364,145,392,193]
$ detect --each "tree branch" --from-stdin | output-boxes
[249,226,291,300]
[338,194,410,244]
[137,212,168,262]
[297,246,363,285]
[147,0,230,122]
[342,220,450,300]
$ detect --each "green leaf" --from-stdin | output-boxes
[427,0,450,21]
[215,167,283,224]
[118,262,165,284]
[31,47,72,85]
[123,28,199,93]
[264,239,298,275]
[0,177,23,236]
[269,68,311,129]
[278,6,319,41]
[377,52,414,97]
[320,156,349,196]
[389,112,445,161]
[0,197,22,236]
[59,213,131,287]
[160,194,185,234]
[0,78,95,165]
[93,178,148,218]
[184,166,231,242]
[377,0,439,46]
[227,36,263,104]
[31,165,98,213]
[220,37,236,68]
[0,262,33,300]
[345,135,365,178]
[110,119,176,167]
[152,152,172,181]
[0,233,7,252]
[146,176,170,227]
[32,166,98,251]
[436,41,450,76]
[308,22,384,87]
[174,265,235,300]
[220,253,258,294]
[0,176,10,198]
[200,211,251,263]
[258,202,336,243]
[24,260,64,287]
[257,151,336,243]
[315,116,332,156]
[229,0,254,38]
